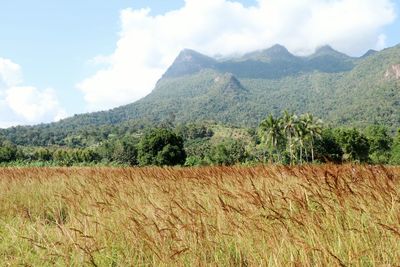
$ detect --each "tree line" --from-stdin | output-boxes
[0,112,399,166]
[257,111,384,165]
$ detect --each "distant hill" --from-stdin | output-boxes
[1,43,400,145]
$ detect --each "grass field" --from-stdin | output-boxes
[0,165,399,266]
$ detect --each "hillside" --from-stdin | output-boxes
[1,43,400,145]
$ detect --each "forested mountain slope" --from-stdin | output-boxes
[1,44,400,145]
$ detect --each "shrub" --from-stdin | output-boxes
[138,128,186,166]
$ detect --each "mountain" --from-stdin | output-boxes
[305,45,355,73]
[163,49,217,78]
[1,44,400,146]
[240,44,297,62]
[361,49,378,58]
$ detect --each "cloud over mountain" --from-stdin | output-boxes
[78,0,396,111]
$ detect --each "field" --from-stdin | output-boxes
[0,165,399,266]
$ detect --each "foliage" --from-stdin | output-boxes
[98,136,139,166]
[0,116,398,166]
[207,138,248,166]
[1,44,399,147]
[258,114,283,163]
[176,123,214,140]
[184,139,212,163]
[33,148,53,161]
[258,111,323,164]
[390,129,400,164]
[333,128,370,162]
[0,140,17,163]
[137,128,186,166]
[314,129,343,163]
[53,148,100,166]
[365,125,393,164]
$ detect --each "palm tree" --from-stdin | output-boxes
[295,119,307,164]
[259,114,282,163]
[301,113,323,163]
[281,110,298,164]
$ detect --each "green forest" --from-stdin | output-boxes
[1,111,399,167]
[1,44,399,167]
[1,43,398,142]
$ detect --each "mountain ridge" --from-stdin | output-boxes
[164,44,360,81]
[1,43,399,146]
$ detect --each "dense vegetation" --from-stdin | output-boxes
[1,165,399,265]
[1,44,399,141]
[0,44,399,166]
[1,111,399,166]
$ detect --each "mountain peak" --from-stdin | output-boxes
[174,49,214,64]
[262,44,293,58]
[211,73,247,95]
[310,45,351,60]
[241,44,295,62]
[315,45,337,54]
[163,49,217,78]
[265,44,290,54]
[312,45,349,58]
[361,49,377,58]
[178,48,203,58]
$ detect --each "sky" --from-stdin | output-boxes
[0,0,399,128]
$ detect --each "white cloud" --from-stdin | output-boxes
[5,87,66,122]
[79,0,397,111]
[0,58,66,128]
[376,34,388,50]
[0,58,23,88]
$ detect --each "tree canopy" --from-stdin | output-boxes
[137,128,186,166]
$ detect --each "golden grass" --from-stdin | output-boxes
[0,165,399,266]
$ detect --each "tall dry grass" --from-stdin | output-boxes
[0,165,399,266]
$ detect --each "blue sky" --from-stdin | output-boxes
[0,0,399,127]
